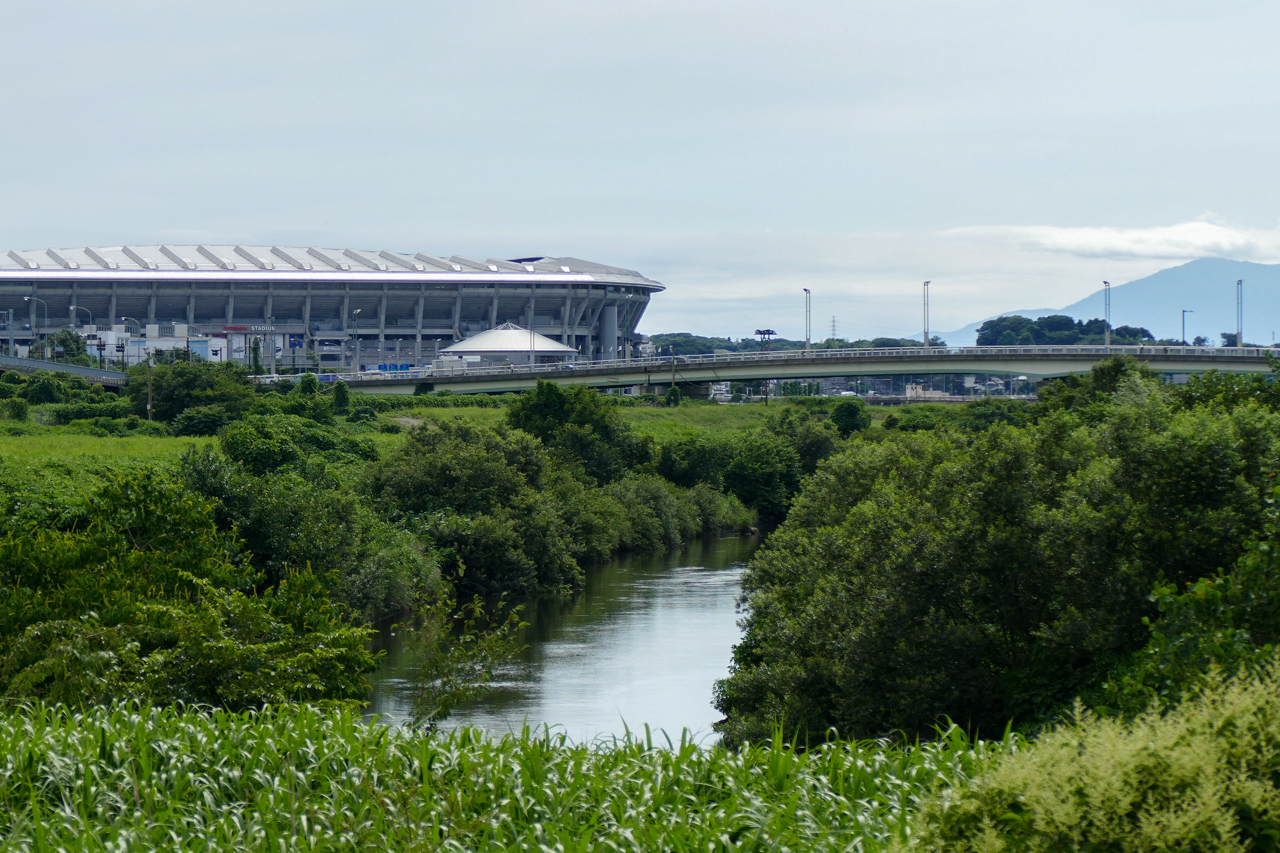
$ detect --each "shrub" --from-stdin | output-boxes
[331,380,350,413]
[172,403,235,436]
[908,662,1280,852]
[1,399,27,422]
[20,375,64,404]
[47,400,132,424]
[219,418,301,474]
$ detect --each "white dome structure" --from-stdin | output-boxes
[439,323,578,364]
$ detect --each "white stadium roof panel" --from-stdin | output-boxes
[0,245,662,289]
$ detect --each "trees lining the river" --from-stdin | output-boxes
[716,356,1280,744]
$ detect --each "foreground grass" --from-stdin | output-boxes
[0,704,1000,853]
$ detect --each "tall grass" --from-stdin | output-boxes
[0,704,1008,852]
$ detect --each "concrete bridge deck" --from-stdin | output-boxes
[282,344,1278,395]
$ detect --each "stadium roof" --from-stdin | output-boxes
[0,246,663,289]
[440,323,578,354]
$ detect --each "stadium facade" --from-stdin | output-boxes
[0,246,662,369]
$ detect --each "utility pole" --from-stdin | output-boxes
[922,281,931,351]
[1103,281,1111,348]
[146,352,153,420]
[1237,279,1244,348]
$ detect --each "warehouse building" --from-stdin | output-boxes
[0,246,662,369]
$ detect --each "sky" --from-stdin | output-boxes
[2,1,1279,340]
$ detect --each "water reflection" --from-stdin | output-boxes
[366,536,757,742]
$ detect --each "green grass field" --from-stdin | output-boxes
[0,431,210,465]
[390,401,784,441]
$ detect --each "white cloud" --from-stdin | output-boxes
[943,220,1280,262]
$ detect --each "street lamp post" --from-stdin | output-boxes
[71,305,95,366]
[23,296,48,358]
[922,281,931,351]
[1103,282,1111,348]
[350,308,362,372]
[803,288,811,352]
[1237,280,1244,348]
[120,317,143,367]
[1182,309,1194,346]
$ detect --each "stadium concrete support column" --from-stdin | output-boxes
[226,284,235,325]
[148,283,157,324]
[602,302,619,361]
[187,286,195,326]
[565,286,576,343]
[109,282,118,326]
[489,289,499,329]
[303,286,313,367]
[378,284,387,362]
[452,289,462,340]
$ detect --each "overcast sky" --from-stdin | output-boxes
[3,1,1278,339]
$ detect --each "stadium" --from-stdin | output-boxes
[0,245,663,369]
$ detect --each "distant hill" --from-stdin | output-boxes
[938,258,1280,346]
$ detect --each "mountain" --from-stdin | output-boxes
[938,258,1280,346]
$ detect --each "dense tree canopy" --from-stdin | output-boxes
[715,358,1280,744]
[975,314,1155,346]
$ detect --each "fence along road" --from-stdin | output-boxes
[276,345,1279,395]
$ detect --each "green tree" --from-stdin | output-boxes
[124,360,254,422]
[829,398,871,437]
[507,381,652,483]
[0,471,375,709]
[715,364,1280,744]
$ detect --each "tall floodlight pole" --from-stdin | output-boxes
[803,288,811,351]
[1233,279,1244,345]
[922,281,931,351]
[70,305,93,328]
[1103,282,1111,348]
[1182,309,1193,346]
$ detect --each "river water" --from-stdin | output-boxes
[365,536,758,743]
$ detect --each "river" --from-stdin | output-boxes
[366,535,758,743]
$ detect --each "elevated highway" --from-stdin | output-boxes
[0,354,128,387]
[294,345,1278,395]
